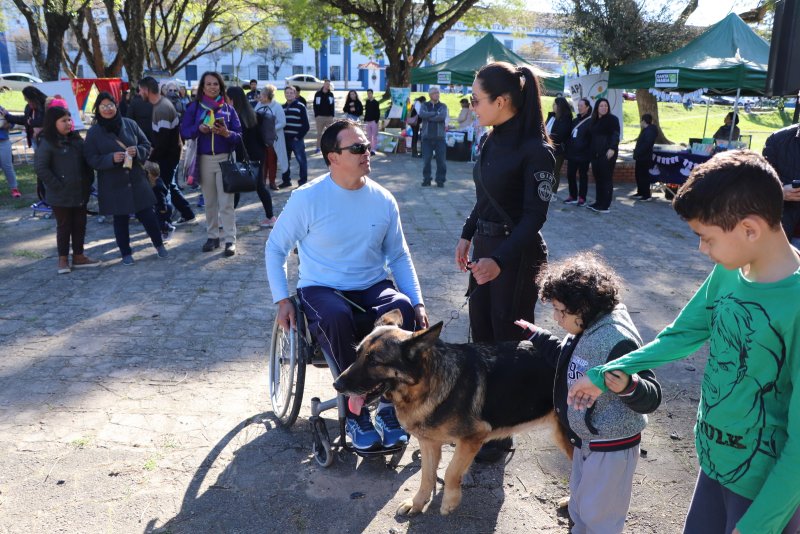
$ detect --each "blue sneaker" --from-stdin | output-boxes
[196,194,205,208]
[374,406,409,448]
[345,409,381,451]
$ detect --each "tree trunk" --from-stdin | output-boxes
[635,89,672,144]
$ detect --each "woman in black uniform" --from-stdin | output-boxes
[455,61,554,461]
[456,61,554,342]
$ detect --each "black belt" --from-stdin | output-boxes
[475,218,513,237]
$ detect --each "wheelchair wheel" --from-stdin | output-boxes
[268,298,306,427]
[311,417,334,467]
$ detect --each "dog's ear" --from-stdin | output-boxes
[375,308,404,328]
[402,322,443,361]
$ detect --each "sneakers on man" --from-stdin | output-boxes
[563,196,578,205]
[577,197,586,207]
[374,406,409,448]
[156,245,169,258]
[174,216,196,226]
[638,196,654,202]
[345,408,382,451]
[10,188,21,198]
[588,204,610,214]
[121,255,135,266]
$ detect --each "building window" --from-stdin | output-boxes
[292,38,304,53]
[14,41,32,62]
[445,36,456,60]
[292,65,304,75]
[504,39,513,50]
[330,34,341,55]
[257,64,269,79]
[330,65,341,81]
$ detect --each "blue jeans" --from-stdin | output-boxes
[422,138,447,184]
[282,136,307,185]
[0,139,17,188]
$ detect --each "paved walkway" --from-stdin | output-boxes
[0,144,711,533]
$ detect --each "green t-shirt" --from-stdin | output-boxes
[587,263,800,534]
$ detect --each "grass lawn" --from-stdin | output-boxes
[0,163,35,209]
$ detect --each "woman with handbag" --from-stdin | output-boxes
[84,92,167,266]
[255,85,287,192]
[35,106,99,273]
[181,71,242,257]
[454,61,554,462]
[226,85,276,228]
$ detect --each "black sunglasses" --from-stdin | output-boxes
[334,142,371,155]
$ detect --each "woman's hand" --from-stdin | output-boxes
[198,124,211,134]
[514,319,536,334]
[455,238,471,272]
[606,148,615,160]
[212,122,230,138]
[113,152,126,163]
[470,257,501,285]
[126,146,136,157]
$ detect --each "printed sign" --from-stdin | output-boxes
[655,69,680,88]
[565,72,624,139]
[437,71,452,84]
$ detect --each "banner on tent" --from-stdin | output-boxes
[437,71,452,84]
[387,87,411,120]
[566,73,623,138]
[655,69,680,88]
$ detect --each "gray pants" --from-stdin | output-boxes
[0,139,17,189]
[683,470,800,534]
[569,445,639,534]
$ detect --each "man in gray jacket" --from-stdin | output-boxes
[419,87,449,187]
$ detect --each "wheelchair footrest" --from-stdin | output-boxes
[352,443,406,458]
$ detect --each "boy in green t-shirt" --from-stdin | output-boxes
[569,151,800,534]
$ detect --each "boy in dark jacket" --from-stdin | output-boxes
[516,252,661,534]
[632,114,659,201]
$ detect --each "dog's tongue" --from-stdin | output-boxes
[348,395,365,415]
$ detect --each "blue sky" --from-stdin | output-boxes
[527,0,761,26]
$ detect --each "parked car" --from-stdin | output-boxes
[284,74,325,91]
[622,91,636,101]
[0,72,42,92]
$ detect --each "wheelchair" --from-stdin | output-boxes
[268,295,407,468]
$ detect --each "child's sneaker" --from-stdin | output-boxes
[345,408,382,451]
[563,196,578,205]
[10,188,21,198]
[156,245,169,258]
[121,255,135,266]
[374,405,409,448]
[577,197,586,207]
[72,254,101,268]
[196,195,205,208]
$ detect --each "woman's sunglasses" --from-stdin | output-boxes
[334,142,371,155]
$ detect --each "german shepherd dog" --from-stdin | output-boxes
[333,309,570,516]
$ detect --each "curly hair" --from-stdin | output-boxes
[538,252,622,327]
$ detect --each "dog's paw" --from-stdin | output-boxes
[396,498,422,516]
[440,492,462,515]
[556,495,570,509]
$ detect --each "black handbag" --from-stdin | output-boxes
[219,143,258,193]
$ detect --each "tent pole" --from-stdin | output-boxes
[729,87,741,143]
[702,98,710,138]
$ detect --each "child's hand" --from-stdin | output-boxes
[604,370,631,393]
[568,376,602,410]
[514,319,535,333]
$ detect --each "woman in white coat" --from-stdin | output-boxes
[255,85,288,190]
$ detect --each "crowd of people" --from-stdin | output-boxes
[3,64,800,532]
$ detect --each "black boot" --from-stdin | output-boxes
[202,238,220,252]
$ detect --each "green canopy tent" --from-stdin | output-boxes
[608,13,770,140]
[411,33,564,94]
[608,13,769,94]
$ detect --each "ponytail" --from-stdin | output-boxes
[476,61,549,144]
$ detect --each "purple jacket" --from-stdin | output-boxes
[180,101,242,155]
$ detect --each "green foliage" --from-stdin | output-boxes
[556,0,697,72]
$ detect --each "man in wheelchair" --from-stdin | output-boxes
[265,119,429,452]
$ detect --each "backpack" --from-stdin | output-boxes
[257,105,277,147]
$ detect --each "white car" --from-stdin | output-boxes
[284,74,325,92]
[0,73,43,92]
